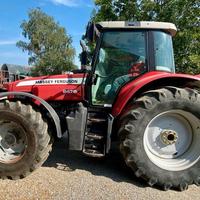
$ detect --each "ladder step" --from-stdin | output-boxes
[86,132,104,140]
[88,117,107,123]
[83,111,108,158]
[84,143,102,150]
[83,149,104,158]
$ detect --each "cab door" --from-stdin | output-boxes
[91,30,147,106]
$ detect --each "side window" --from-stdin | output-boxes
[154,31,175,72]
[92,31,147,105]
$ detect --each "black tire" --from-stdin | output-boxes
[0,100,52,179]
[118,86,200,191]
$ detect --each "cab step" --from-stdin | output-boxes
[82,110,114,158]
[83,111,108,157]
[85,132,104,140]
[82,149,104,158]
[88,118,107,123]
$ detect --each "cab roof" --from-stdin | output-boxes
[96,21,177,36]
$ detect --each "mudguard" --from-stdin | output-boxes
[112,71,200,117]
[0,91,62,138]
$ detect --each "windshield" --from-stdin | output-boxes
[92,31,147,105]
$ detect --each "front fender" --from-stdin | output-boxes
[0,91,62,138]
[112,71,200,117]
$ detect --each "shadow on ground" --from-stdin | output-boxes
[44,139,147,188]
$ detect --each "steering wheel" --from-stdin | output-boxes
[96,59,122,78]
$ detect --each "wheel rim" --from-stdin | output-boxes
[0,120,27,164]
[143,110,200,171]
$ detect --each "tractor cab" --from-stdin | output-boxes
[83,21,177,106]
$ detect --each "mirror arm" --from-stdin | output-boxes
[80,40,87,52]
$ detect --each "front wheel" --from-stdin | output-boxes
[119,87,200,191]
[0,100,52,179]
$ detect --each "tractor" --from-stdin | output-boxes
[0,21,200,191]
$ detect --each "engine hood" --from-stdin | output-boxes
[9,73,86,101]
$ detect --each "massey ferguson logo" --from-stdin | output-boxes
[35,79,78,84]
[17,78,83,87]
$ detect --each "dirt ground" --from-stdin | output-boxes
[0,141,200,200]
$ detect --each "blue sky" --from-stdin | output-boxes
[0,0,95,67]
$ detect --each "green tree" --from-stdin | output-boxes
[17,8,76,76]
[91,0,200,74]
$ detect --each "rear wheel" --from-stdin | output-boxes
[119,87,200,190]
[0,100,52,179]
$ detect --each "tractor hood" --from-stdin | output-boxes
[8,73,86,101]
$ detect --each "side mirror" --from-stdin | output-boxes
[85,22,99,43]
[80,40,90,70]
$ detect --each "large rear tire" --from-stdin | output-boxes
[119,87,200,191]
[0,100,52,179]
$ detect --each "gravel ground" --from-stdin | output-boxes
[0,141,200,200]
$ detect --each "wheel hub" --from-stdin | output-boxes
[3,133,17,147]
[0,121,27,163]
[160,130,178,145]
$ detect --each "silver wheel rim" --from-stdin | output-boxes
[0,120,27,163]
[143,110,200,171]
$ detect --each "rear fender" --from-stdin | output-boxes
[0,91,62,138]
[112,71,200,117]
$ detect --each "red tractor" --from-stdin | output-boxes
[0,21,200,191]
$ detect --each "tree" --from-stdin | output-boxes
[17,8,76,76]
[91,0,200,74]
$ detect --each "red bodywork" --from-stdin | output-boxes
[7,71,200,118]
[8,73,86,101]
[111,71,200,117]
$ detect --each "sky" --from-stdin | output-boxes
[0,0,95,67]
